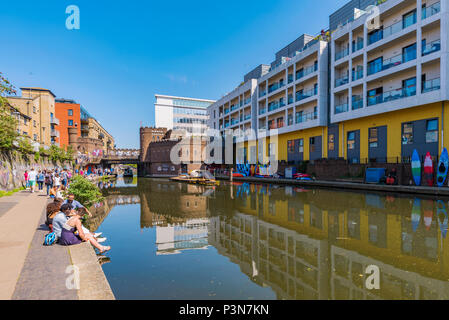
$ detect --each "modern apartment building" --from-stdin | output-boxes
[205,0,448,166]
[7,87,59,148]
[330,0,447,163]
[155,94,214,135]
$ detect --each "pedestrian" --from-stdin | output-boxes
[24,170,29,189]
[37,170,45,191]
[54,173,61,189]
[44,170,53,196]
[28,168,37,193]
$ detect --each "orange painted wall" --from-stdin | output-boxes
[55,102,81,148]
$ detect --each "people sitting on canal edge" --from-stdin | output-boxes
[45,198,64,232]
[55,204,110,253]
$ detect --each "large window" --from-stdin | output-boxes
[347,131,356,150]
[368,57,383,75]
[426,119,438,143]
[68,120,73,126]
[287,140,295,153]
[369,128,378,148]
[402,123,414,145]
[68,109,73,116]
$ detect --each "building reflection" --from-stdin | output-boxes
[208,183,449,300]
[138,179,210,255]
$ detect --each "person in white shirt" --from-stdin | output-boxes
[28,168,37,193]
[54,174,61,188]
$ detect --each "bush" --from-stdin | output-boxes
[67,175,104,207]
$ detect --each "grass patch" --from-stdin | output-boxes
[0,187,25,198]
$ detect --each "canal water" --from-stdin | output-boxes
[89,177,449,300]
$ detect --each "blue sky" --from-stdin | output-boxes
[0,0,348,148]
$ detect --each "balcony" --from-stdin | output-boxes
[243,114,251,121]
[335,47,349,61]
[368,13,416,46]
[50,117,59,125]
[295,110,318,124]
[259,108,266,115]
[422,2,440,20]
[288,74,294,84]
[352,39,364,53]
[224,108,230,115]
[296,87,317,102]
[352,96,363,110]
[268,81,285,94]
[230,104,239,112]
[335,75,349,87]
[352,69,364,81]
[422,78,440,93]
[259,90,267,98]
[244,97,251,105]
[231,119,239,126]
[296,65,317,81]
[288,95,294,105]
[367,85,416,106]
[335,103,349,114]
[268,100,286,113]
[422,39,441,56]
[51,129,60,138]
[367,50,416,76]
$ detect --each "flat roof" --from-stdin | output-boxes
[20,87,56,98]
[155,94,215,103]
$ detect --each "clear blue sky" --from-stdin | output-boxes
[0,0,348,148]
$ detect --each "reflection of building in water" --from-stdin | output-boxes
[156,219,209,255]
[137,179,210,255]
[208,184,449,300]
[139,179,208,229]
[85,194,141,232]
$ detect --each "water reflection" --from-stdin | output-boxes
[95,179,449,300]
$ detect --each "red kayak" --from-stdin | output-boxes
[424,152,434,186]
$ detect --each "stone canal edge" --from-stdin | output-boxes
[0,191,114,300]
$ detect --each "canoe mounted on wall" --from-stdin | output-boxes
[437,148,449,187]
[411,149,421,186]
[423,152,434,187]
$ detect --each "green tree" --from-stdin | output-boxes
[0,72,19,150]
[67,175,104,207]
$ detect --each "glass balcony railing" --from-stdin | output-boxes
[259,108,266,115]
[296,65,317,81]
[367,85,416,106]
[367,51,416,76]
[231,119,239,126]
[352,40,364,53]
[335,103,349,114]
[368,14,416,45]
[352,96,363,110]
[224,109,230,114]
[335,75,349,87]
[288,74,294,84]
[259,90,267,98]
[230,105,238,112]
[352,69,364,81]
[244,114,251,121]
[224,122,230,128]
[422,78,440,93]
[244,97,252,105]
[296,88,317,102]
[268,100,286,112]
[422,39,441,56]
[288,95,294,105]
[422,2,440,20]
[268,82,285,94]
[335,47,349,61]
[295,110,318,124]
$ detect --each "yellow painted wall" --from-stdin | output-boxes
[337,102,448,160]
[275,126,328,161]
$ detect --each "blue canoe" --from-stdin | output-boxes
[437,148,449,187]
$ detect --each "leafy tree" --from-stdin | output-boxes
[0,72,19,150]
[67,175,104,207]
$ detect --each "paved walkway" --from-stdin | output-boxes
[0,190,115,300]
[0,190,48,299]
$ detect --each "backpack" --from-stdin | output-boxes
[43,232,57,246]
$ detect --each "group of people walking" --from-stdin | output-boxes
[24,168,71,196]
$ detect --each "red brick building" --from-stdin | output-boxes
[55,99,81,148]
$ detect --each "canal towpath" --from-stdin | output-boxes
[0,190,114,300]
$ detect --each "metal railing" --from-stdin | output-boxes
[352,69,364,81]
[352,39,364,53]
[422,78,440,93]
[296,65,317,81]
[295,110,318,124]
[422,39,441,56]
[335,75,349,87]
[335,103,349,114]
[335,47,349,61]
[367,85,416,106]
[352,96,363,110]
[259,108,266,115]
[422,2,440,19]
[296,88,317,102]
[268,82,285,94]
[367,51,416,76]
[368,14,416,45]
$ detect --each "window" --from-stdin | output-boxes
[402,43,417,63]
[426,119,438,143]
[33,120,36,127]
[328,134,335,151]
[68,109,73,116]
[403,9,417,29]
[299,139,304,153]
[347,131,356,150]
[213,110,216,119]
[368,57,383,75]
[33,106,36,113]
[402,123,414,145]
[287,140,295,153]
[310,137,316,153]
[403,77,417,97]
[68,120,73,126]
[33,134,38,141]
[369,128,378,148]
